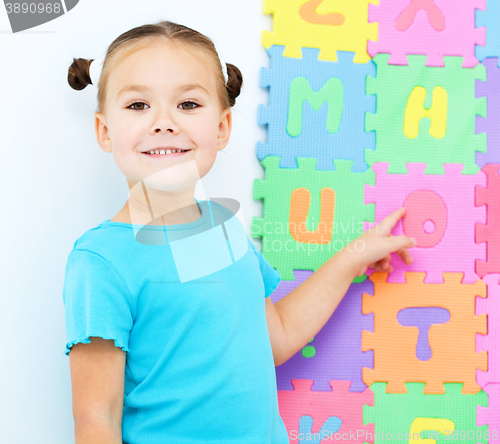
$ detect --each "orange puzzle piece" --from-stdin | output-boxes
[362,272,487,394]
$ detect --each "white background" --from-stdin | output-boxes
[0,1,272,442]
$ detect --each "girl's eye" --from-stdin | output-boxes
[179,101,199,111]
[128,102,149,111]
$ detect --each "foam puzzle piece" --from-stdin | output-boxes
[257,46,375,171]
[262,0,377,63]
[363,382,488,444]
[476,274,500,387]
[365,54,487,174]
[272,272,374,392]
[476,164,500,277]
[362,272,487,394]
[476,58,500,166]
[252,157,374,281]
[477,383,500,435]
[364,162,486,283]
[476,0,500,63]
[368,0,486,67]
[278,379,374,443]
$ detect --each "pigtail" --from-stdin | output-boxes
[225,63,243,107]
[67,57,93,91]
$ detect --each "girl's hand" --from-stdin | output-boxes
[344,207,416,278]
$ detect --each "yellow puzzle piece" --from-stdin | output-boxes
[262,0,378,63]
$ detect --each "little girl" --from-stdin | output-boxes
[63,20,415,444]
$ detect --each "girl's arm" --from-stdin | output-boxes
[69,337,125,444]
[266,208,415,367]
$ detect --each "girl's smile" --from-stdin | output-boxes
[141,148,192,158]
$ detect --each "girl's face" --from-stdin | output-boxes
[94,39,231,191]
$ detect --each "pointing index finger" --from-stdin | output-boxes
[378,207,406,236]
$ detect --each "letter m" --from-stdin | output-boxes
[287,77,343,137]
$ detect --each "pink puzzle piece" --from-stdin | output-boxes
[278,380,374,443]
[476,274,500,387]
[364,163,486,283]
[476,164,500,277]
[477,383,500,434]
[368,0,486,67]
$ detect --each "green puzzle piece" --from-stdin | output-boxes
[251,156,374,281]
[365,54,486,174]
[363,383,488,444]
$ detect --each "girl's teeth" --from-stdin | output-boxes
[148,149,185,155]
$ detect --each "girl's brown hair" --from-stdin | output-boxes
[67,20,243,114]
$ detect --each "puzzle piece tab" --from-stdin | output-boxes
[364,383,488,444]
[476,274,500,387]
[273,273,374,392]
[278,379,374,443]
[368,0,486,67]
[365,54,486,174]
[476,164,500,276]
[364,163,486,283]
[262,0,377,63]
[362,272,487,394]
[258,46,375,171]
[252,157,374,281]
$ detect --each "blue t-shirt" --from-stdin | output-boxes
[62,198,290,444]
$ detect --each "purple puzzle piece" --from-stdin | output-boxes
[476,57,500,167]
[272,270,374,392]
[397,307,451,361]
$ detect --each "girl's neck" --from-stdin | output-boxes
[111,181,201,226]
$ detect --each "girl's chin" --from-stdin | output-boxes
[137,159,202,192]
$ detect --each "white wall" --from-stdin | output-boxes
[0,1,272,442]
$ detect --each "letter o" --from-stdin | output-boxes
[403,190,447,248]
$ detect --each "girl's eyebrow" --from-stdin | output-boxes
[117,85,151,98]
[176,83,210,96]
[117,83,209,98]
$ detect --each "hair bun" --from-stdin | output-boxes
[226,63,243,107]
[68,57,93,91]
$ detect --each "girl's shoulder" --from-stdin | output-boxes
[68,219,130,259]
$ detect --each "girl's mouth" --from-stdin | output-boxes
[142,149,191,158]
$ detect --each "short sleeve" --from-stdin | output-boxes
[62,249,134,356]
[249,240,281,298]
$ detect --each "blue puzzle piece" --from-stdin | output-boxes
[258,46,375,172]
[476,1,500,64]
[298,415,342,443]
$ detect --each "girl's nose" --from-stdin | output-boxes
[152,108,178,134]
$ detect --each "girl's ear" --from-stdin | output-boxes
[94,112,112,153]
[217,108,232,152]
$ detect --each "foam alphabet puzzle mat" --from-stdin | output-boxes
[254,0,500,441]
